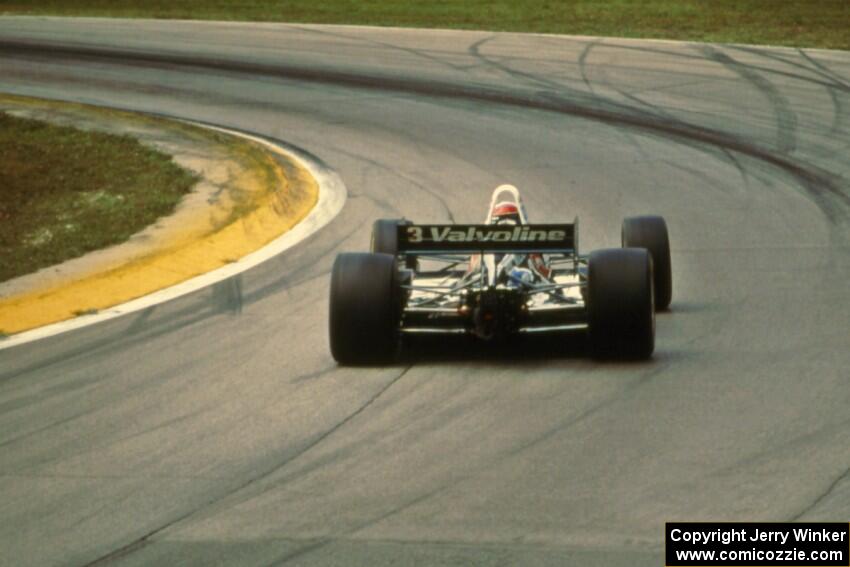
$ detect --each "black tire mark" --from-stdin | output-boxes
[798,49,850,138]
[81,365,411,565]
[6,37,841,226]
[269,486,446,565]
[701,46,798,154]
[329,144,457,223]
[585,41,850,93]
[291,24,482,73]
[790,464,850,521]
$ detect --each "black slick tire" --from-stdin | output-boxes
[587,248,655,359]
[329,252,401,365]
[622,215,672,310]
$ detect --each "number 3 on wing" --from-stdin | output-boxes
[407,226,423,243]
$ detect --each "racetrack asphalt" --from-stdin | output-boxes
[0,17,848,566]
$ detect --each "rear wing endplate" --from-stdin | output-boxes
[397,221,577,255]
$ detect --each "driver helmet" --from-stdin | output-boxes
[491,202,521,225]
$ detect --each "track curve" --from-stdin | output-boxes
[1,17,848,566]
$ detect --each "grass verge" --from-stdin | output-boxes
[0,112,198,283]
[1,0,848,50]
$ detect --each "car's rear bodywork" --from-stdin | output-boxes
[397,221,587,340]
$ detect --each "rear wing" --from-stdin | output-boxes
[397,221,577,255]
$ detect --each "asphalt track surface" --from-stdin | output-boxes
[1,17,849,566]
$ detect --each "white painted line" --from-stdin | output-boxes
[0,123,347,351]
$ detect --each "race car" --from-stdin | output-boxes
[329,185,672,364]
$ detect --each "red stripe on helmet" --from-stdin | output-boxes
[492,202,519,217]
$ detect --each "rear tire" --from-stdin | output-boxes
[329,253,401,365]
[587,248,655,359]
[622,215,672,310]
[371,218,416,269]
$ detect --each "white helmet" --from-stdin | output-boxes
[485,184,528,225]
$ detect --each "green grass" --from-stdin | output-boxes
[0,113,198,283]
[1,0,848,50]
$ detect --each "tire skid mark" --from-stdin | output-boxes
[290,24,480,74]
[661,159,738,196]
[469,37,701,144]
[7,360,208,475]
[269,486,447,565]
[720,148,751,189]
[577,39,603,94]
[265,376,480,491]
[80,365,410,565]
[264,363,671,557]
[0,290,238,383]
[0,407,92,451]
[575,38,678,120]
[0,394,208,455]
[469,34,587,96]
[726,46,849,144]
[4,38,845,230]
[790,464,850,521]
[223,366,412,504]
[589,41,850,93]
[701,46,798,154]
[504,363,667,459]
[330,144,457,223]
[346,189,402,217]
[730,45,850,89]
[798,49,850,138]
[796,50,850,89]
[240,223,359,308]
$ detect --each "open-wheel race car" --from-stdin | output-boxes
[329,185,671,364]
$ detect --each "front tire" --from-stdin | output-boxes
[587,248,655,359]
[622,215,672,310]
[329,253,401,365]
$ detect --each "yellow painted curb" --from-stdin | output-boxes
[0,96,318,335]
